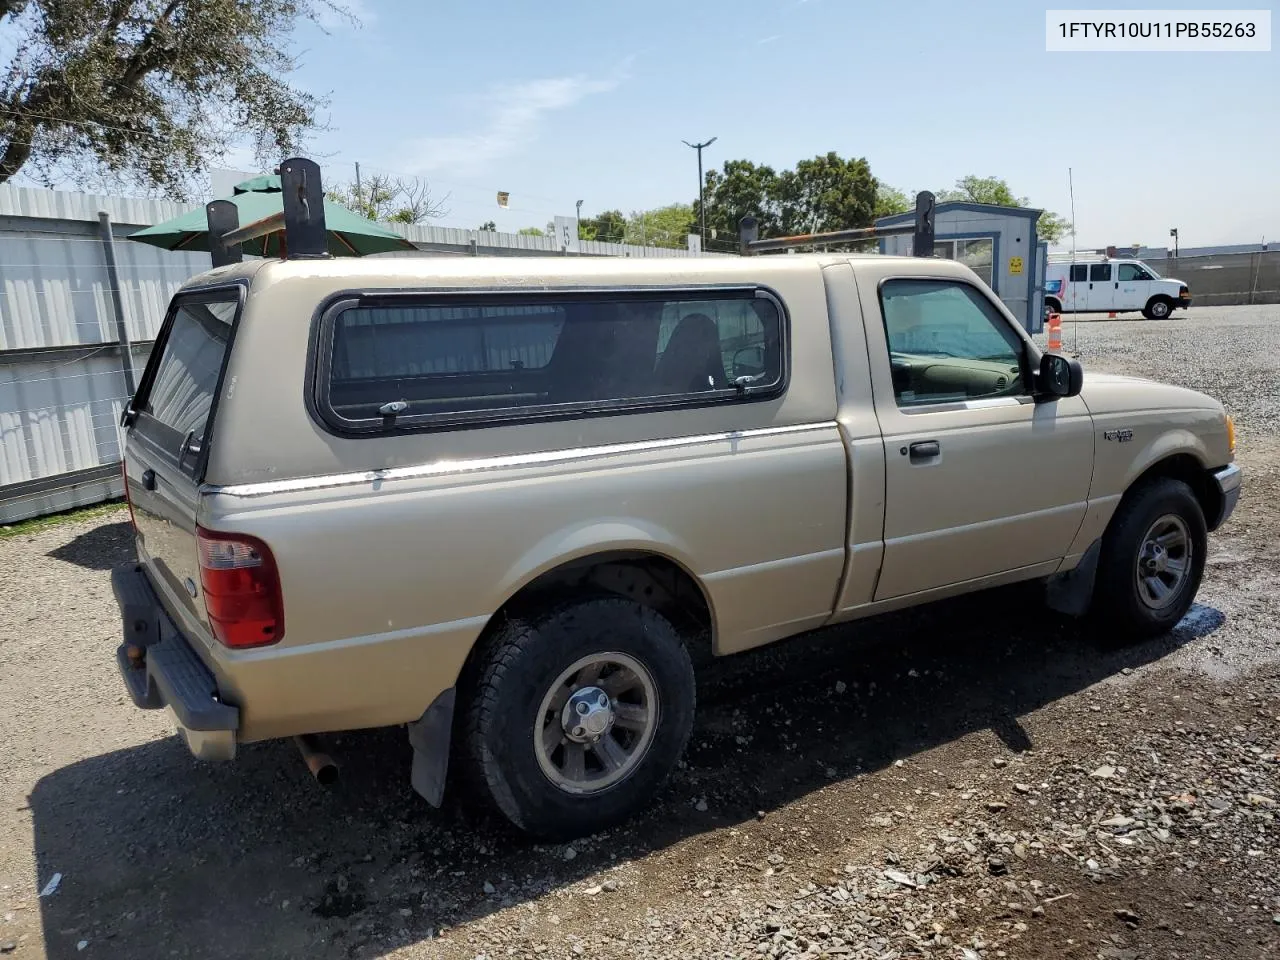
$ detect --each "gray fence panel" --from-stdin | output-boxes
[1149,251,1280,306]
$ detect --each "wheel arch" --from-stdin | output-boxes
[1121,450,1219,531]
[1049,451,1216,620]
[460,522,719,693]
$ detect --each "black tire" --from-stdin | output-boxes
[1044,298,1062,320]
[1142,296,1174,320]
[1091,477,1207,642]
[459,596,695,839]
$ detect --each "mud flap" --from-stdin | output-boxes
[1045,539,1101,617]
[407,687,455,807]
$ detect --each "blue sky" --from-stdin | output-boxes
[238,0,1276,249]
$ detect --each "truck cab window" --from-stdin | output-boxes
[1118,263,1150,282]
[879,279,1026,408]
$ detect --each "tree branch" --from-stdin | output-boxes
[116,0,185,93]
[0,127,34,182]
[0,80,52,184]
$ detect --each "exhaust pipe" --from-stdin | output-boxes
[294,734,339,785]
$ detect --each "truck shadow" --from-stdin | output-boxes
[28,590,1224,960]
[45,520,134,571]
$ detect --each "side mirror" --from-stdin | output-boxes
[1039,352,1084,399]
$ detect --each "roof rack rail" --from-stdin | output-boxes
[738,191,936,258]
[207,157,329,268]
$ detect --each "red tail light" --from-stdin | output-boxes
[195,527,284,648]
[120,459,137,532]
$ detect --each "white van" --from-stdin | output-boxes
[1044,259,1190,320]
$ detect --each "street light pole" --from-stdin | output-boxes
[1169,227,1179,258]
[575,199,583,242]
[682,136,717,245]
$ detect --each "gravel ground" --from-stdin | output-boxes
[1,304,1277,960]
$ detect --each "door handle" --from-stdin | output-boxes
[1114,282,1119,289]
[907,440,941,462]
[1088,282,1094,289]
[141,468,156,491]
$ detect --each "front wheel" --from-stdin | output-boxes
[1142,296,1173,320]
[459,597,696,839]
[1091,477,1207,642]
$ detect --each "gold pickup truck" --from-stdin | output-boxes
[112,251,1240,839]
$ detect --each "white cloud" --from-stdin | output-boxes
[403,73,621,176]
[757,34,781,44]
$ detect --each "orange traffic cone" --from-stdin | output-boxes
[1047,312,1063,352]
[1107,311,1117,319]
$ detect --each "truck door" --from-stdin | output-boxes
[857,268,1094,599]
[1115,261,1153,311]
[1065,263,1089,312]
[122,288,241,645]
[1087,262,1115,312]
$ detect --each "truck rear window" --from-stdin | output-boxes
[318,291,786,431]
[133,295,238,475]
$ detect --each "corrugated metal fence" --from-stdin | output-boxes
[0,187,212,523]
[0,183,723,524]
[1142,251,1280,307]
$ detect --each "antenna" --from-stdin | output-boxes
[1068,167,1078,352]
[1068,166,1077,265]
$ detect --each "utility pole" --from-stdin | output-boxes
[575,199,583,242]
[355,162,363,215]
[682,136,717,245]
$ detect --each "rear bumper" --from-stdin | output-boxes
[1208,463,1242,531]
[111,564,239,760]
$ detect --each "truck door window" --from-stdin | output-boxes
[1118,263,1150,281]
[879,279,1026,408]
[133,297,238,476]
[1069,265,1088,282]
[1089,263,1112,282]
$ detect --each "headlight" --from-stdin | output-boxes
[1226,414,1235,455]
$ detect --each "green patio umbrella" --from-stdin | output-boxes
[127,174,417,257]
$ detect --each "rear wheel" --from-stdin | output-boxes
[1044,298,1062,320]
[1091,477,1206,642]
[460,596,695,839]
[1142,296,1173,320]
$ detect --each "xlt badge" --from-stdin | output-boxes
[1104,428,1134,443]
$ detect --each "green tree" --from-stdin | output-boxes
[938,175,1072,244]
[695,153,878,244]
[773,152,876,234]
[1035,211,1072,245]
[478,220,496,231]
[582,209,626,244]
[624,203,694,248]
[327,174,448,224]
[517,226,545,236]
[0,0,354,196]
[695,159,780,241]
[874,183,913,219]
